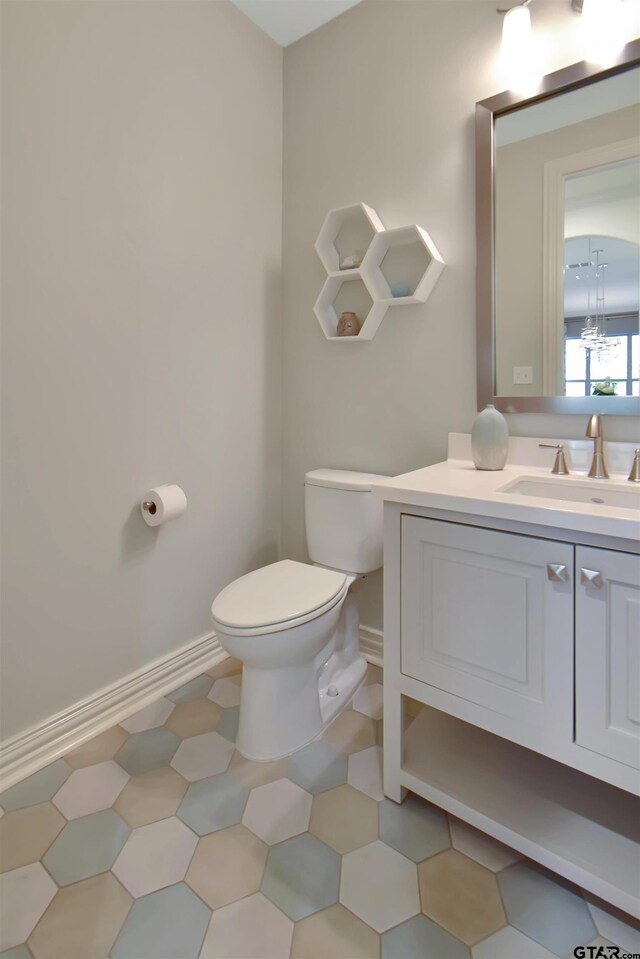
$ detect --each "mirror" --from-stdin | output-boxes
[476,40,640,414]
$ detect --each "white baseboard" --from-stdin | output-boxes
[360,625,384,667]
[0,631,226,792]
[0,625,382,792]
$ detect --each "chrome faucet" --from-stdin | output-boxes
[585,413,609,479]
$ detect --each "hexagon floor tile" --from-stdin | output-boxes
[498,861,596,956]
[262,833,341,921]
[64,726,129,769]
[382,914,470,959]
[287,740,348,795]
[0,803,65,873]
[291,903,380,959]
[419,849,507,946]
[112,816,198,897]
[201,892,293,959]
[110,882,210,959]
[51,760,129,820]
[308,784,378,854]
[379,793,450,862]
[42,809,131,886]
[322,709,377,754]
[242,778,312,845]
[170,730,234,782]
[208,676,242,708]
[0,864,57,951]
[120,697,174,734]
[27,872,132,959]
[113,766,189,828]
[449,817,521,872]
[165,699,223,739]
[3,663,636,957]
[340,840,420,933]
[115,728,180,776]
[0,761,72,813]
[167,674,214,704]
[186,824,267,909]
[177,773,249,836]
[347,745,384,801]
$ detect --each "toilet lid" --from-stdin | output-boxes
[211,559,347,630]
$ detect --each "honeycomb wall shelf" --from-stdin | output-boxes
[361,225,445,306]
[315,203,385,274]
[314,204,445,343]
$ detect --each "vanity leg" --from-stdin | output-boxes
[383,504,407,803]
[383,686,407,803]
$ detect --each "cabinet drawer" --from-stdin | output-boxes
[400,516,573,737]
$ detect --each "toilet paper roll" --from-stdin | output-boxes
[141,485,187,527]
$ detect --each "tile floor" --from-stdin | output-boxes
[1,659,639,958]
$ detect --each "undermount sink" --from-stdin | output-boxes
[500,476,640,511]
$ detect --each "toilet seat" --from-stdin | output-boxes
[211,559,348,636]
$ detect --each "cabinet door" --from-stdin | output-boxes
[401,517,573,736]
[576,546,640,770]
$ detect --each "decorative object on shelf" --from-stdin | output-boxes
[592,376,617,396]
[339,252,362,270]
[314,203,446,342]
[471,405,509,470]
[337,311,360,336]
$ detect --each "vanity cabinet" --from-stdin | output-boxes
[576,546,640,770]
[401,517,573,744]
[399,516,640,773]
[383,502,640,918]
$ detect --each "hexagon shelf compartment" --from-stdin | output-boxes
[314,274,387,342]
[361,225,444,305]
[315,203,385,274]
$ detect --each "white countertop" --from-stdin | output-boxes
[376,434,640,543]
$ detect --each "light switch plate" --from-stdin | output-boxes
[513,366,533,385]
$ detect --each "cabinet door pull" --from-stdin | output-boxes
[546,563,569,582]
[580,568,604,588]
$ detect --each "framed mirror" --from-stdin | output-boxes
[476,39,640,414]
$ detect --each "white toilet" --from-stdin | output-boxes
[211,469,387,761]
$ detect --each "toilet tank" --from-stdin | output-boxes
[304,469,389,575]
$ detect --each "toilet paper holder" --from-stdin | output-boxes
[142,501,157,515]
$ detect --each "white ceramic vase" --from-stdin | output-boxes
[471,404,509,470]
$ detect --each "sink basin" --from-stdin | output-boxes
[500,477,640,511]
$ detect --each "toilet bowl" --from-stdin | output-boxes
[211,469,387,761]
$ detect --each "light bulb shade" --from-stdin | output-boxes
[580,0,626,66]
[499,5,542,94]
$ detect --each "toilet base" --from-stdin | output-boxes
[234,588,368,762]
[235,651,367,762]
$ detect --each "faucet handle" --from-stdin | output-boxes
[539,444,570,475]
[629,449,640,483]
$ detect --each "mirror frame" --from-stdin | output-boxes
[476,38,640,414]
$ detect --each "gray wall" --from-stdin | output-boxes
[281,0,640,632]
[1,1,283,739]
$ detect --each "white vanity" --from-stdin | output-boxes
[379,433,640,918]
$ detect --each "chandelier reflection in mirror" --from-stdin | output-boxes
[568,241,620,357]
[563,233,639,397]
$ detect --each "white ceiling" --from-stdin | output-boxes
[230,0,363,47]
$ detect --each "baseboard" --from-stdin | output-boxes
[360,625,383,667]
[1,625,382,792]
[0,631,226,791]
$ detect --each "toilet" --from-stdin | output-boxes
[211,469,387,761]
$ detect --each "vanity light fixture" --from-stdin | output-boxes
[579,0,627,66]
[498,0,628,92]
[498,1,542,94]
